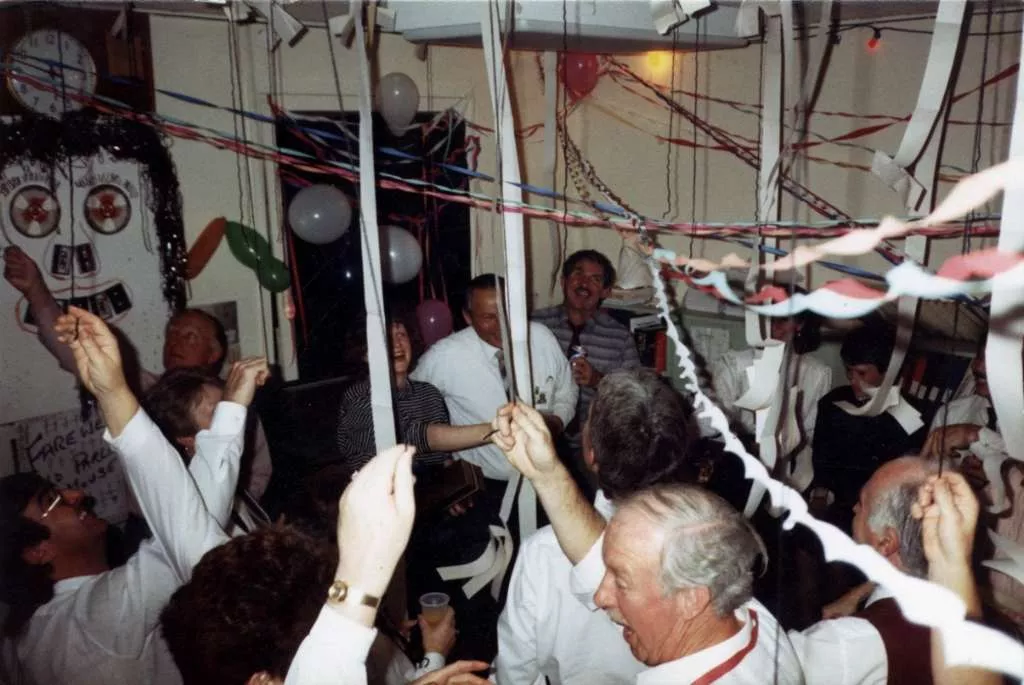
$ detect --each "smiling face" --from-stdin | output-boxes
[563,258,611,316]
[21,486,109,563]
[594,508,689,666]
[164,311,222,372]
[390,322,413,378]
[464,287,503,349]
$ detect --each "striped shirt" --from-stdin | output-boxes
[532,306,642,433]
[336,379,451,469]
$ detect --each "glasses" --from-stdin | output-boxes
[40,491,63,519]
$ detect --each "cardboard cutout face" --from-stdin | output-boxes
[1,151,167,423]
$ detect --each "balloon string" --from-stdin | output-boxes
[285,223,309,346]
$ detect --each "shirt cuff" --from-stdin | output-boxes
[208,401,247,434]
[303,605,377,661]
[569,533,605,610]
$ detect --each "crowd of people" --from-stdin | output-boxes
[0,244,1020,684]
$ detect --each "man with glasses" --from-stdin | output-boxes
[0,306,267,685]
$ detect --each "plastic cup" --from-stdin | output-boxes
[419,592,450,625]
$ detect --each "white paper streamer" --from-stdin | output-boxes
[353,0,396,452]
[872,0,967,210]
[649,259,1024,678]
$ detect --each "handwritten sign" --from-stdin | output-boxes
[12,406,130,524]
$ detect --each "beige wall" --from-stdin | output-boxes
[149,10,1020,377]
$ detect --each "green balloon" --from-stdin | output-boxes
[257,259,291,293]
[225,221,272,270]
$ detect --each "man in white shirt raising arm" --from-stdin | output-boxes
[0,306,264,685]
[496,369,700,685]
[490,403,803,684]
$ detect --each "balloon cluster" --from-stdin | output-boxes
[380,225,422,285]
[224,220,291,292]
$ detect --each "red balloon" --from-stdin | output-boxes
[562,53,600,100]
[416,299,454,348]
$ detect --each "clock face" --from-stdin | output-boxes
[5,29,98,117]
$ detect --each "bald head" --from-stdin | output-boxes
[853,456,936,577]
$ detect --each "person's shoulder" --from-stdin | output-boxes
[518,524,567,563]
[593,309,631,333]
[419,329,471,361]
[409,379,444,399]
[341,379,371,400]
[820,385,853,404]
[532,305,563,324]
[529,320,563,348]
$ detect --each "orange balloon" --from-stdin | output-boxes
[186,217,227,280]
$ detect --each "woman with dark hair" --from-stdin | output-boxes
[709,295,832,492]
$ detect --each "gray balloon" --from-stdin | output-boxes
[376,72,419,136]
[380,225,423,284]
[288,184,352,245]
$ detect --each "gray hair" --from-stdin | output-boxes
[620,484,767,617]
[865,457,939,578]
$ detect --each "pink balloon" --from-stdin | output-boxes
[416,299,453,348]
[562,53,600,100]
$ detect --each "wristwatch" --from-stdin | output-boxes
[326,580,380,609]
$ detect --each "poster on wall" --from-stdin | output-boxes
[0,150,169,423]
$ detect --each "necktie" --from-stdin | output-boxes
[987,406,999,431]
[495,349,509,391]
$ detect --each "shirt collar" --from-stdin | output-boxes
[53,575,94,596]
[594,490,616,520]
[866,584,895,606]
[637,606,758,685]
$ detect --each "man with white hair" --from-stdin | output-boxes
[788,456,936,684]
[490,403,802,684]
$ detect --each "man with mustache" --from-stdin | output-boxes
[533,251,641,493]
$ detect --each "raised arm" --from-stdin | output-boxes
[4,245,77,374]
[189,358,270,528]
[491,403,604,564]
[55,307,230,581]
[914,471,999,685]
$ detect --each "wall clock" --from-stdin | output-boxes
[6,28,99,117]
[0,5,154,116]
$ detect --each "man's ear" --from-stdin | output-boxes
[583,446,599,474]
[875,527,900,559]
[462,309,473,327]
[21,540,56,567]
[676,585,712,621]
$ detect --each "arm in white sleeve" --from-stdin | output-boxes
[409,343,445,391]
[189,401,248,530]
[106,408,233,581]
[245,419,273,499]
[402,653,445,682]
[569,533,607,611]
[495,548,543,685]
[285,606,377,685]
[533,324,577,427]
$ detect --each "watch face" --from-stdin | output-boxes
[5,29,98,117]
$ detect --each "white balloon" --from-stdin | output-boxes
[380,225,423,284]
[376,72,420,136]
[288,185,352,245]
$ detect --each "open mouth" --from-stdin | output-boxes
[574,287,593,298]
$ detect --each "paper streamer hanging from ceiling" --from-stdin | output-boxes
[353,0,396,451]
[872,0,967,211]
[650,0,711,35]
[648,260,1024,678]
[543,51,562,296]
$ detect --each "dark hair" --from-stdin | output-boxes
[588,369,699,500]
[142,368,224,461]
[0,472,56,637]
[840,324,896,372]
[562,250,616,289]
[387,303,425,363]
[174,309,229,375]
[160,525,336,684]
[463,273,506,311]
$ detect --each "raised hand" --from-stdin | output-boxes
[222,357,270,407]
[335,444,416,600]
[410,660,491,685]
[913,472,979,570]
[490,402,559,482]
[921,424,981,460]
[54,306,127,398]
[3,246,45,297]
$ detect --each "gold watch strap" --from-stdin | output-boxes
[327,580,381,609]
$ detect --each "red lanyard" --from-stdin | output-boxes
[690,609,760,685]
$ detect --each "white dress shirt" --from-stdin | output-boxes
[928,394,990,432]
[411,323,577,480]
[15,404,242,685]
[497,493,643,685]
[569,532,803,685]
[285,606,378,685]
[787,587,890,685]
